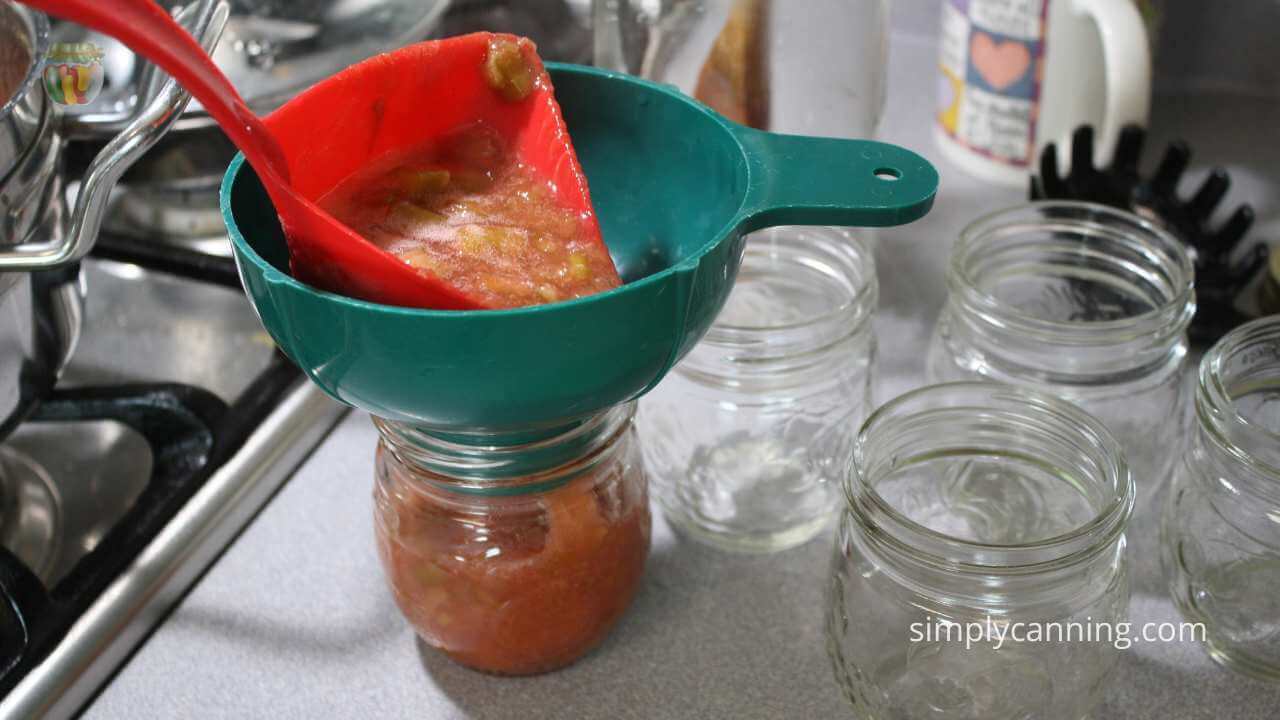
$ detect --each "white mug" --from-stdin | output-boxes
[935,0,1152,186]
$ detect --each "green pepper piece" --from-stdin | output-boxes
[484,38,535,102]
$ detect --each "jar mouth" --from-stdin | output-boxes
[849,382,1134,571]
[704,227,874,342]
[1199,316,1280,485]
[683,227,875,376]
[951,201,1195,348]
[374,402,635,494]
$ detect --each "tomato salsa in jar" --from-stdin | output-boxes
[372,404,650,675]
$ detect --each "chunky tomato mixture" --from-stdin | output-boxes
[374,445,650,675]
[318,123,619,309]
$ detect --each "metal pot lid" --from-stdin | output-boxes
[52,0,450,133]
[0,1,48,182]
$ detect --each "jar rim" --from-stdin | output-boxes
[849,381,1134,571]
[374,402,636,495]
[702,227,876,345]
[1198,316,1280,482]
[950,201,1195,348]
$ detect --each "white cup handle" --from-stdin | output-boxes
[1071,0,1152,158]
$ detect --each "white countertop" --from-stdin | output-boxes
[84,23,1280,720]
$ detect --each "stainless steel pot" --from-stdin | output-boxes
[0,1,76,440]
[56,0,452,135]
[0,0,228,435]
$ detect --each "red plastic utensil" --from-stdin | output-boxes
[23,1,602,310]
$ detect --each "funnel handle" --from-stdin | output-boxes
[732,126,938,231]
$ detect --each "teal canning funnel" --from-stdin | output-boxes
[222,62,938,431]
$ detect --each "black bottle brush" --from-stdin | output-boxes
[1031,125,1270,345]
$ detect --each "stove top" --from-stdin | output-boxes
[0,239,345,719]
[0,4,588,715]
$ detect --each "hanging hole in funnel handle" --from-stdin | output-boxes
[733,130,939,228]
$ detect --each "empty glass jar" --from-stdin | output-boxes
[637,227,877,552]
[828,382,1134,720]
[1162,315,1280,682]
[927,201,1195,512]
[372,404,651,675]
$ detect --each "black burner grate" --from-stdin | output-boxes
[0,239,302,696]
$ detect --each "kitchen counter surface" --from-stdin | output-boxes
[85,22,1280,720]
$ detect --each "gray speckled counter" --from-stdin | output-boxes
[85,18,1280,720]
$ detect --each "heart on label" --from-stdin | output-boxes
[970,31,1031,92]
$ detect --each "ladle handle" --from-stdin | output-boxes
[732,126,938,231]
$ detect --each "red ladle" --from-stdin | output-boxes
[24,0,595,310]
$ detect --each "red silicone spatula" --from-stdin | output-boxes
[23,0,602,310]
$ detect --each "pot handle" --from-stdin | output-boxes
[0,0,229,271]
[731,124,938,232]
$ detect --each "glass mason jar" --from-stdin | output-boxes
[592,0,889,138]
[637,227,876,552]
[1162,316,1280,681]
[926,201,1195,513]
[372,403,651,676]
[827,382,1134,720]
